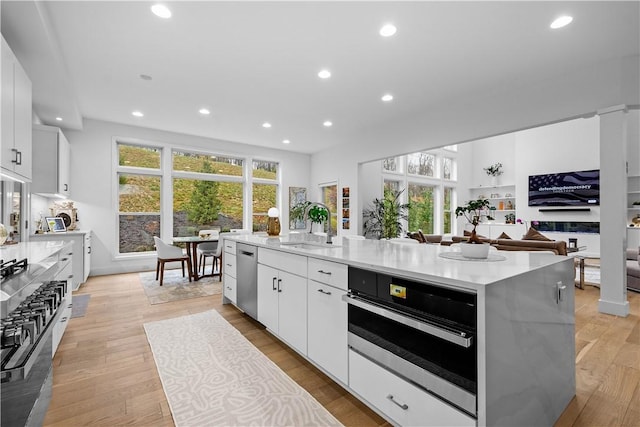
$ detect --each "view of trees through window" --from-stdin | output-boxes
[381,147,457,235]
[117,143,278,254]
[321,184,338,234]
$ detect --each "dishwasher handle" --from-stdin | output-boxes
[240,250,255,257]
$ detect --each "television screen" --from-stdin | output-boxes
[528,169,600,207]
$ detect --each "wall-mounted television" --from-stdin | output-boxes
[528,169,600,207]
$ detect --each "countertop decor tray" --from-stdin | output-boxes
[439,252,507,262]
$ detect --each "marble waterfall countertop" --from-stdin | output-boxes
[225,234,573,291]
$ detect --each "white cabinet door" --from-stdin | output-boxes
[224,274,237,304]
[308,279,347,383]
[1,36,32,179]
[257,263,279,332]
[83,232,91,283]
[32,125,70,196]
[278,270,307,354]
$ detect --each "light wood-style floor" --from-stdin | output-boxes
[43,273,640,426]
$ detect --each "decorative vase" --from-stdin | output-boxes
[267,217,281,236]
[491,175,499,187]
[0,224,8,245]
[460,242,490,259]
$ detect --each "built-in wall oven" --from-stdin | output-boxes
[344,267,477,417]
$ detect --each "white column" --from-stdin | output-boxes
[598,105,629,316]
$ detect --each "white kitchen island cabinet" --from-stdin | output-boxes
[229,235,575,427]
[257,248,308,355]
[307,258,348,384]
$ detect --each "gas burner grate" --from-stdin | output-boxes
[0,259,29,280]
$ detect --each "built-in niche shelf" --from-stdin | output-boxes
[469,184,516,223]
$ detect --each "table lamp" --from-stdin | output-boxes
[267,207,281,236]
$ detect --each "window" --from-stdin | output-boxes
[117,143,162,253]
[443,186,454,234]
[252,160,279,232]
[408,183,435,233]
[172,150,245,236]
[320,183,338,235]
[382,156,403,173]
[380,148,457,235]
[407,152,435,177]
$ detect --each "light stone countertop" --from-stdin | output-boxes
[225,234,573,291]
[0,240,70,264]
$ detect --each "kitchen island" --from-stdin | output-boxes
[223,234,576,427]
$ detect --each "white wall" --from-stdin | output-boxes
[64,119,311,276]
[514,117,600,251]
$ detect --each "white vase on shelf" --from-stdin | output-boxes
[491,175,499,187]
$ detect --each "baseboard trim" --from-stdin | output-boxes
[598,298,630,317]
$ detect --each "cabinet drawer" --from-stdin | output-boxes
[52,299,72,357]
[224,274,237,304]
[349,350,475,427]
[308,258,347,290]
[224,253,237,278]
[223,239,236,255]
[258,247,307,277]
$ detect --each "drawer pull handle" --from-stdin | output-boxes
[277,278,282,293]
[60,317,68,323]
[386,394,408,410]
[317,289,332,295]
[317,270,332,275]
[272,277,277,291]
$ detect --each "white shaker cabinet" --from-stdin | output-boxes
[32,124,71,197]
[1,36,32,180]
[31,230,92,291]
[257,248,308,355]
[307,258,348,384]
[52,246,74,356]
[223,239,237,304]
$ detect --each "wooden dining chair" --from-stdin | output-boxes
[153,236,192,286]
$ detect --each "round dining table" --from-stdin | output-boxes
[172,235,220,281]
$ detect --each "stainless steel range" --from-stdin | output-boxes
[1,255,70,427]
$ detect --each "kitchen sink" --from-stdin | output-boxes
[280,242,341,250]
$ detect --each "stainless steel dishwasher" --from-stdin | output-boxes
[236,243,258,319]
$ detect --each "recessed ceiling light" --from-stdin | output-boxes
[199,108,211,115]
[151,4,172,19]
[262,122,272,128]
[323,121,333,127]
[550,15,573,29]
[132,110,144,117]
[381,94,394,102]
[380,24,397,37]
[55,117,63,121]
[282,139,291,144]
[318,69,331,79]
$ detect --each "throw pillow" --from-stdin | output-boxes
[463,230,487,238]
[522,227,552,241]
[497,232,512,239]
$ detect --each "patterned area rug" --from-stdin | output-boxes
[139,270,222,305]
[144,310,343,427]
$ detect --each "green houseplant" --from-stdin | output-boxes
[455,198,491,244]
[290,201,328,232]
[363,189,410,239]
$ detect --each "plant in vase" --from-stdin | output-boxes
[307,204,328,233]
[455,198,491,258]
[484,162,503,187]
[455,198,491,244]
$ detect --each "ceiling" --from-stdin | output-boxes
[2,1,639,154]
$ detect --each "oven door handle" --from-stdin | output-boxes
[343,294,473,348]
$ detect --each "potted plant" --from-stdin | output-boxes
[484,162,503,186]
[455,198,491,258]
[363,189,410,239]
[290,200,310,229]
[307,204,328,232]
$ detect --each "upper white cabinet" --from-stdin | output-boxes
[32,124,71,197]
[1,36,32,180]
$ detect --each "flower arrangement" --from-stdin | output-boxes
[516,218,527,229]
[484,162,503,177]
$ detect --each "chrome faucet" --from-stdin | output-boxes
[304,202,333,244]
